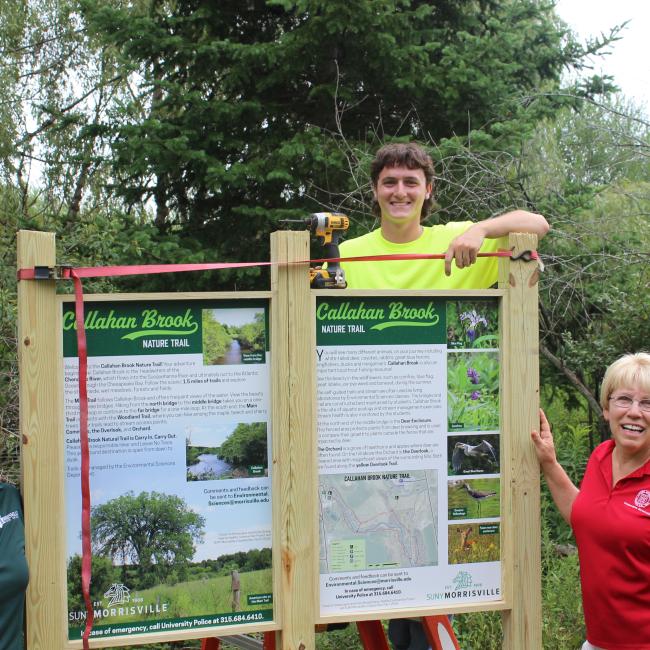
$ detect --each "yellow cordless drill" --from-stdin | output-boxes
[281,212,349,288]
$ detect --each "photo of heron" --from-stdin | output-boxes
[447,434,500,476]
[448,478,500,520]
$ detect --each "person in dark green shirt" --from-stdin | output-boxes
[0,481,29,650]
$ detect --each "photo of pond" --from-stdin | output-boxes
[187,452,233,479]
[186,421,268,482]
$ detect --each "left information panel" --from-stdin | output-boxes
[62,298,273,641]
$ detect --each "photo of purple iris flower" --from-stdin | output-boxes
[446,300,498,350]
[460,310,488,345]
[447,349,499,431]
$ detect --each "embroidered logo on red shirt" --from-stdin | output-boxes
[624,489,650,516]
[634,489,650,509]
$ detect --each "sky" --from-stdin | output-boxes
[554,0,650,113]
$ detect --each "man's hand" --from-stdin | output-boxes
[444,224,486,276]
[443,210,550,276]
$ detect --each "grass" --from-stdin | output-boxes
[96,569,272,625]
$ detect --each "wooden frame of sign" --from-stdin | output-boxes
[18,229,541,649]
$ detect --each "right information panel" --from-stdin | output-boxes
[316,296,501,615]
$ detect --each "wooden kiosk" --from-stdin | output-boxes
[17,229,542,649]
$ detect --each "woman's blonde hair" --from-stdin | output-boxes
[600,352,650,410]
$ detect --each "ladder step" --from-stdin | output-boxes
[214,634,263,649]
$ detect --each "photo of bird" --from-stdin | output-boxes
[448,478,500,519]
[460,482,497,517]
[449,436,499,475]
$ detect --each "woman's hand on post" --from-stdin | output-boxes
[531,408,578,524]
[531,408,556,467]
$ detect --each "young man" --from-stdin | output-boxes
[338,142,549,290]
[338,142,549,650]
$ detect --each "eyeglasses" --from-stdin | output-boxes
[609,395,650,412]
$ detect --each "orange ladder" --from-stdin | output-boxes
[357,616,460,650]
[200,632,275,650]
[200,615,459,650]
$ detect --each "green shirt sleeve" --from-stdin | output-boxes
[0,483,29,650]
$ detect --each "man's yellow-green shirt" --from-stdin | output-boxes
[339,222,506,290]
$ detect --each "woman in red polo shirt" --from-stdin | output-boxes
[532,352,650,650]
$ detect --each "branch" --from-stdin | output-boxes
[540,343,602,418]
[17,74,123,145]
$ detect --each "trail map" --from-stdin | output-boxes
[319,470,438,573]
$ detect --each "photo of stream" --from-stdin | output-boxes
[202,307,266,365]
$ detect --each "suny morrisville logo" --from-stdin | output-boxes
[452,571,473,590]
[104,583,131,607]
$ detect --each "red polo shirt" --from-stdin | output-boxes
[571,440,650,650]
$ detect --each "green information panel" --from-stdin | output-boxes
[317,296,503,614]
[63,298,273,640]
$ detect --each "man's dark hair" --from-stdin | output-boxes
[370,142,436,219]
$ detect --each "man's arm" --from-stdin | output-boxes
[444,210,549,276]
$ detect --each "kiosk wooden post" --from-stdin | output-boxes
[17,230,68,649]
[499,233,542,649]
[270,231,317,650]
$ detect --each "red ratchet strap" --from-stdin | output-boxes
[16,260,266,280]
[17,247,538,648]
[72,272,94,650]
[314,249,538,264]
[16,249,538,280]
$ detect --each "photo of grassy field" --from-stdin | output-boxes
[96,567,272,624]
[448,523,500,564]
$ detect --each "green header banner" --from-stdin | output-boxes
[316,296,446,346]
[63,299,269,358]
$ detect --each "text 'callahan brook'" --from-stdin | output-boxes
[62,308,198,332]
[318,301,439,333]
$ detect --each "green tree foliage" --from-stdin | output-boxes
[219,422,268,466]
[0,1,620,480]
[518,98,650,430]
[91,491,205,587]
[76,0,610,288]
[193,548,272,577]
[233,312,266,352]
[67,554,120,612]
